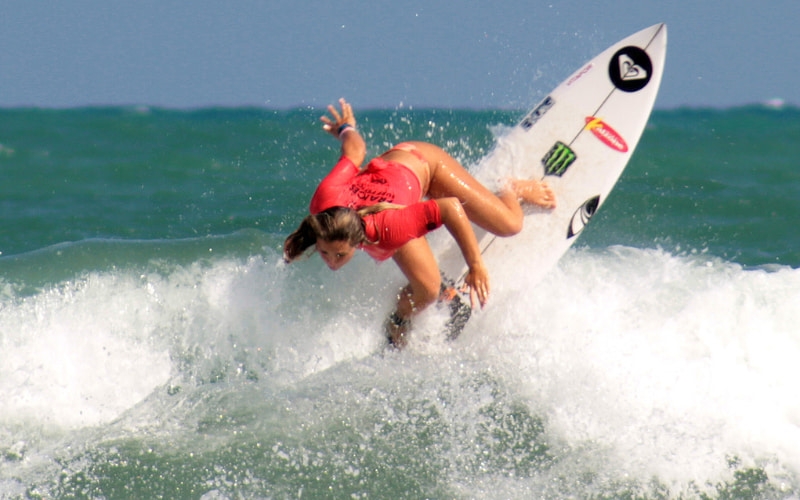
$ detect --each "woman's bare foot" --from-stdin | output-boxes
[509,179,557,209]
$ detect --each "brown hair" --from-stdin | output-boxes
[283,203,402,262]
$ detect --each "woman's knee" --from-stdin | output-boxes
[483,190,525,237]
[393,238,442,314]
[494,216,523,237]
[466,201,523,237]
[409,277,441,309]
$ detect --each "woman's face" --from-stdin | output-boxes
[316,239,357,270]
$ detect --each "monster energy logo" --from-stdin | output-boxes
[542,141,576,176]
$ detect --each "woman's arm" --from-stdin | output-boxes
[435,197,490,308]
[339,125,366,167]
[321,98,366,167]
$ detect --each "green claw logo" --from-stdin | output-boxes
[542,141,576,176]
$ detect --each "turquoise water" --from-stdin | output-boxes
[1,105,799,498]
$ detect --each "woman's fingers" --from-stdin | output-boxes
[468,284,488,309]
[469,287,479,309]
[476,281,489,307]
[464,271,490,309]
[327,103,341,121]
[320,98,354,135]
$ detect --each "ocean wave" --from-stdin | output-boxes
[2,243,799,497]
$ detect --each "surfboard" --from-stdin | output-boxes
[438,23,668,338]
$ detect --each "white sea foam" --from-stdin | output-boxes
[0,273,172,429]
[459,245,800,493]
[1,243,799,496]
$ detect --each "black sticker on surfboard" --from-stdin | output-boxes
[520,96,555,130]
[567,195,600,239]
[608,46,652,92]
[439,274,471,341]
[542,141,576,177]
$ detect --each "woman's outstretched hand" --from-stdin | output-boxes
[464,262,490,309]
[320,98,365,165]
[321,98,356,138]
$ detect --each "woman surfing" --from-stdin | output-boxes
[284,99,555,347]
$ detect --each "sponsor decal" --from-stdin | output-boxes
[520,96,555,130]
[567,195,600,239]
[608,46,652,92]
[567,63,593,86]
[542,141,576,177]
[584,117,628,152]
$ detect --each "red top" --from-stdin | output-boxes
[310,155,442,261]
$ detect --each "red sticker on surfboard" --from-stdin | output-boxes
[584,117,628,152]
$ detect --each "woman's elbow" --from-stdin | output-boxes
[438,197,464,220]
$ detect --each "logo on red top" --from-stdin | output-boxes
[584,117,628,152]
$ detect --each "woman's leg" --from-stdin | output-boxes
[401,141,555,237]
[388,236,442,347]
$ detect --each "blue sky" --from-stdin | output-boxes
[1,1,797,110]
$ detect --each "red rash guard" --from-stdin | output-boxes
[309,155,443,261]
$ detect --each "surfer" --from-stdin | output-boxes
[283,98,555,347]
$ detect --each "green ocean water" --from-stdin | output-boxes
[1,105,799,499]
[2,106,798,265]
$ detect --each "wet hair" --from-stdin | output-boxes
[283,204,402,262]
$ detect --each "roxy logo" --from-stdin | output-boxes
[584,117,628,152]
[618,54,648,82]
[608,46,652,92]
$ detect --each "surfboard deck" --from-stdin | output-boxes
[439,23,668,339]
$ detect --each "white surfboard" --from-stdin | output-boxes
[438,24,667,333]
